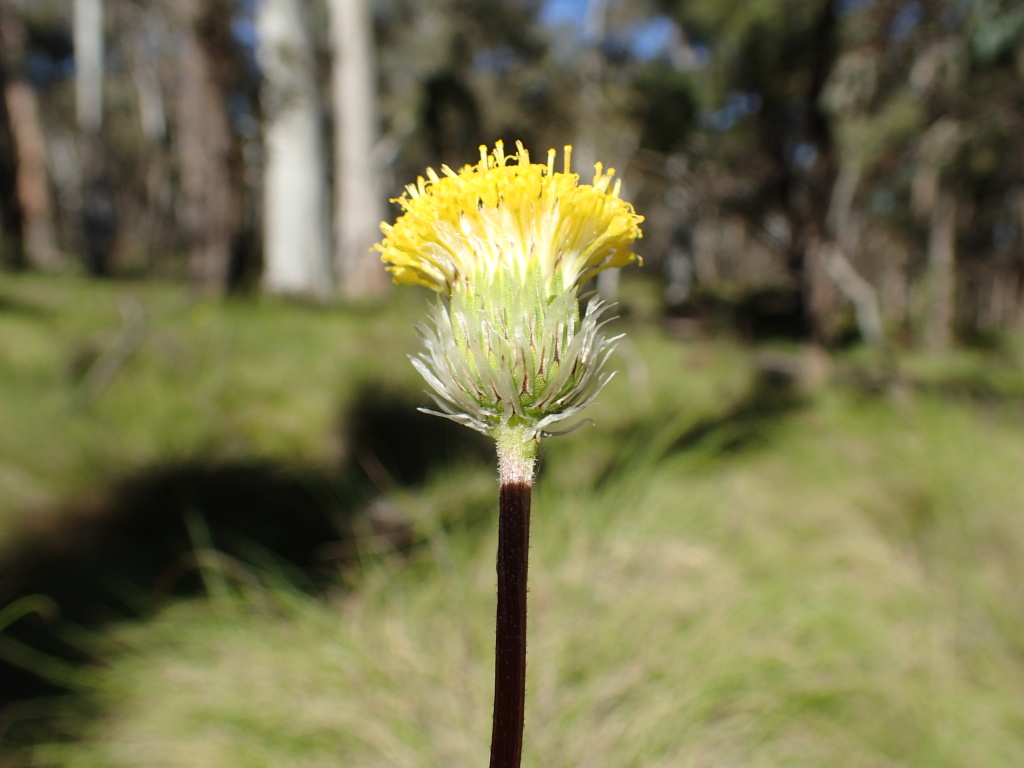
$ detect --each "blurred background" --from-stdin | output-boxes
[2,0,1024,765]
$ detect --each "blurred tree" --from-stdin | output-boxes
[950,0,1024,338]
[0,0,61,270]
[73,0,115,276]
[634,0,1024,348]
[329,0,389,299]
[72,0,102,131]
[258,0,331,298]
[828,0,1024,346]
[653,0,844,341]
[374,0,551,177]
[817,47,890,348]
[113,0,178,273]
[173,0,244,294]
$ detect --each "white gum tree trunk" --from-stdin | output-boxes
[329,0,389,298]
[73,0,103,132]
[258,0,332,299]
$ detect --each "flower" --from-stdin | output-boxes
[379,141,643,297]
[377,141,643,441]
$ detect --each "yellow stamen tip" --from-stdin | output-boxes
[377,142,643,296]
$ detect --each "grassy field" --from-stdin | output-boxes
[3,274,1024,766]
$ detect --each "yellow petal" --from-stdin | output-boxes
[376,142,643,296]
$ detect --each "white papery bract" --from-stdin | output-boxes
[411,274,620,437]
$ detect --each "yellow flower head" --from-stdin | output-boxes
[377,141,643,296]
[381,142,644,442]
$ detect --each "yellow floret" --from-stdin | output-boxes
[377,141,643,297]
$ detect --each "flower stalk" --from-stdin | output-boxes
[377,141,642,767]
[489,426,537,768]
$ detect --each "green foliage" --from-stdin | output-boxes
[633,62,698,153]
[835,96,924,163]
[969,0,1024,65]
[5,276,1024,766]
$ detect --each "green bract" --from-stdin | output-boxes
[411,266,620,439]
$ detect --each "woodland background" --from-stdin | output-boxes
[4,1,1024,766]
[2,0,1023,347]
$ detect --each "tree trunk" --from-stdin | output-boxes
[0,88,16,267]
[329,0,389,299]
[1014,188,1024,336]
[783,0,841,342]
[924,188,957,353]
[817,240,885,349]
[258,0,332,299]
[0,0,60,270]
[73,0,104,133]
[73,0,116,276]
[127,5,167,144]
[121,2,173,273]
[822,157,887,349]
[173,0,241,295]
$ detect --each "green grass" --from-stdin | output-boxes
[0,274,427,555]
[4,274,1024,766]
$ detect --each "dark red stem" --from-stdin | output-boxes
[488,479,532,768]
